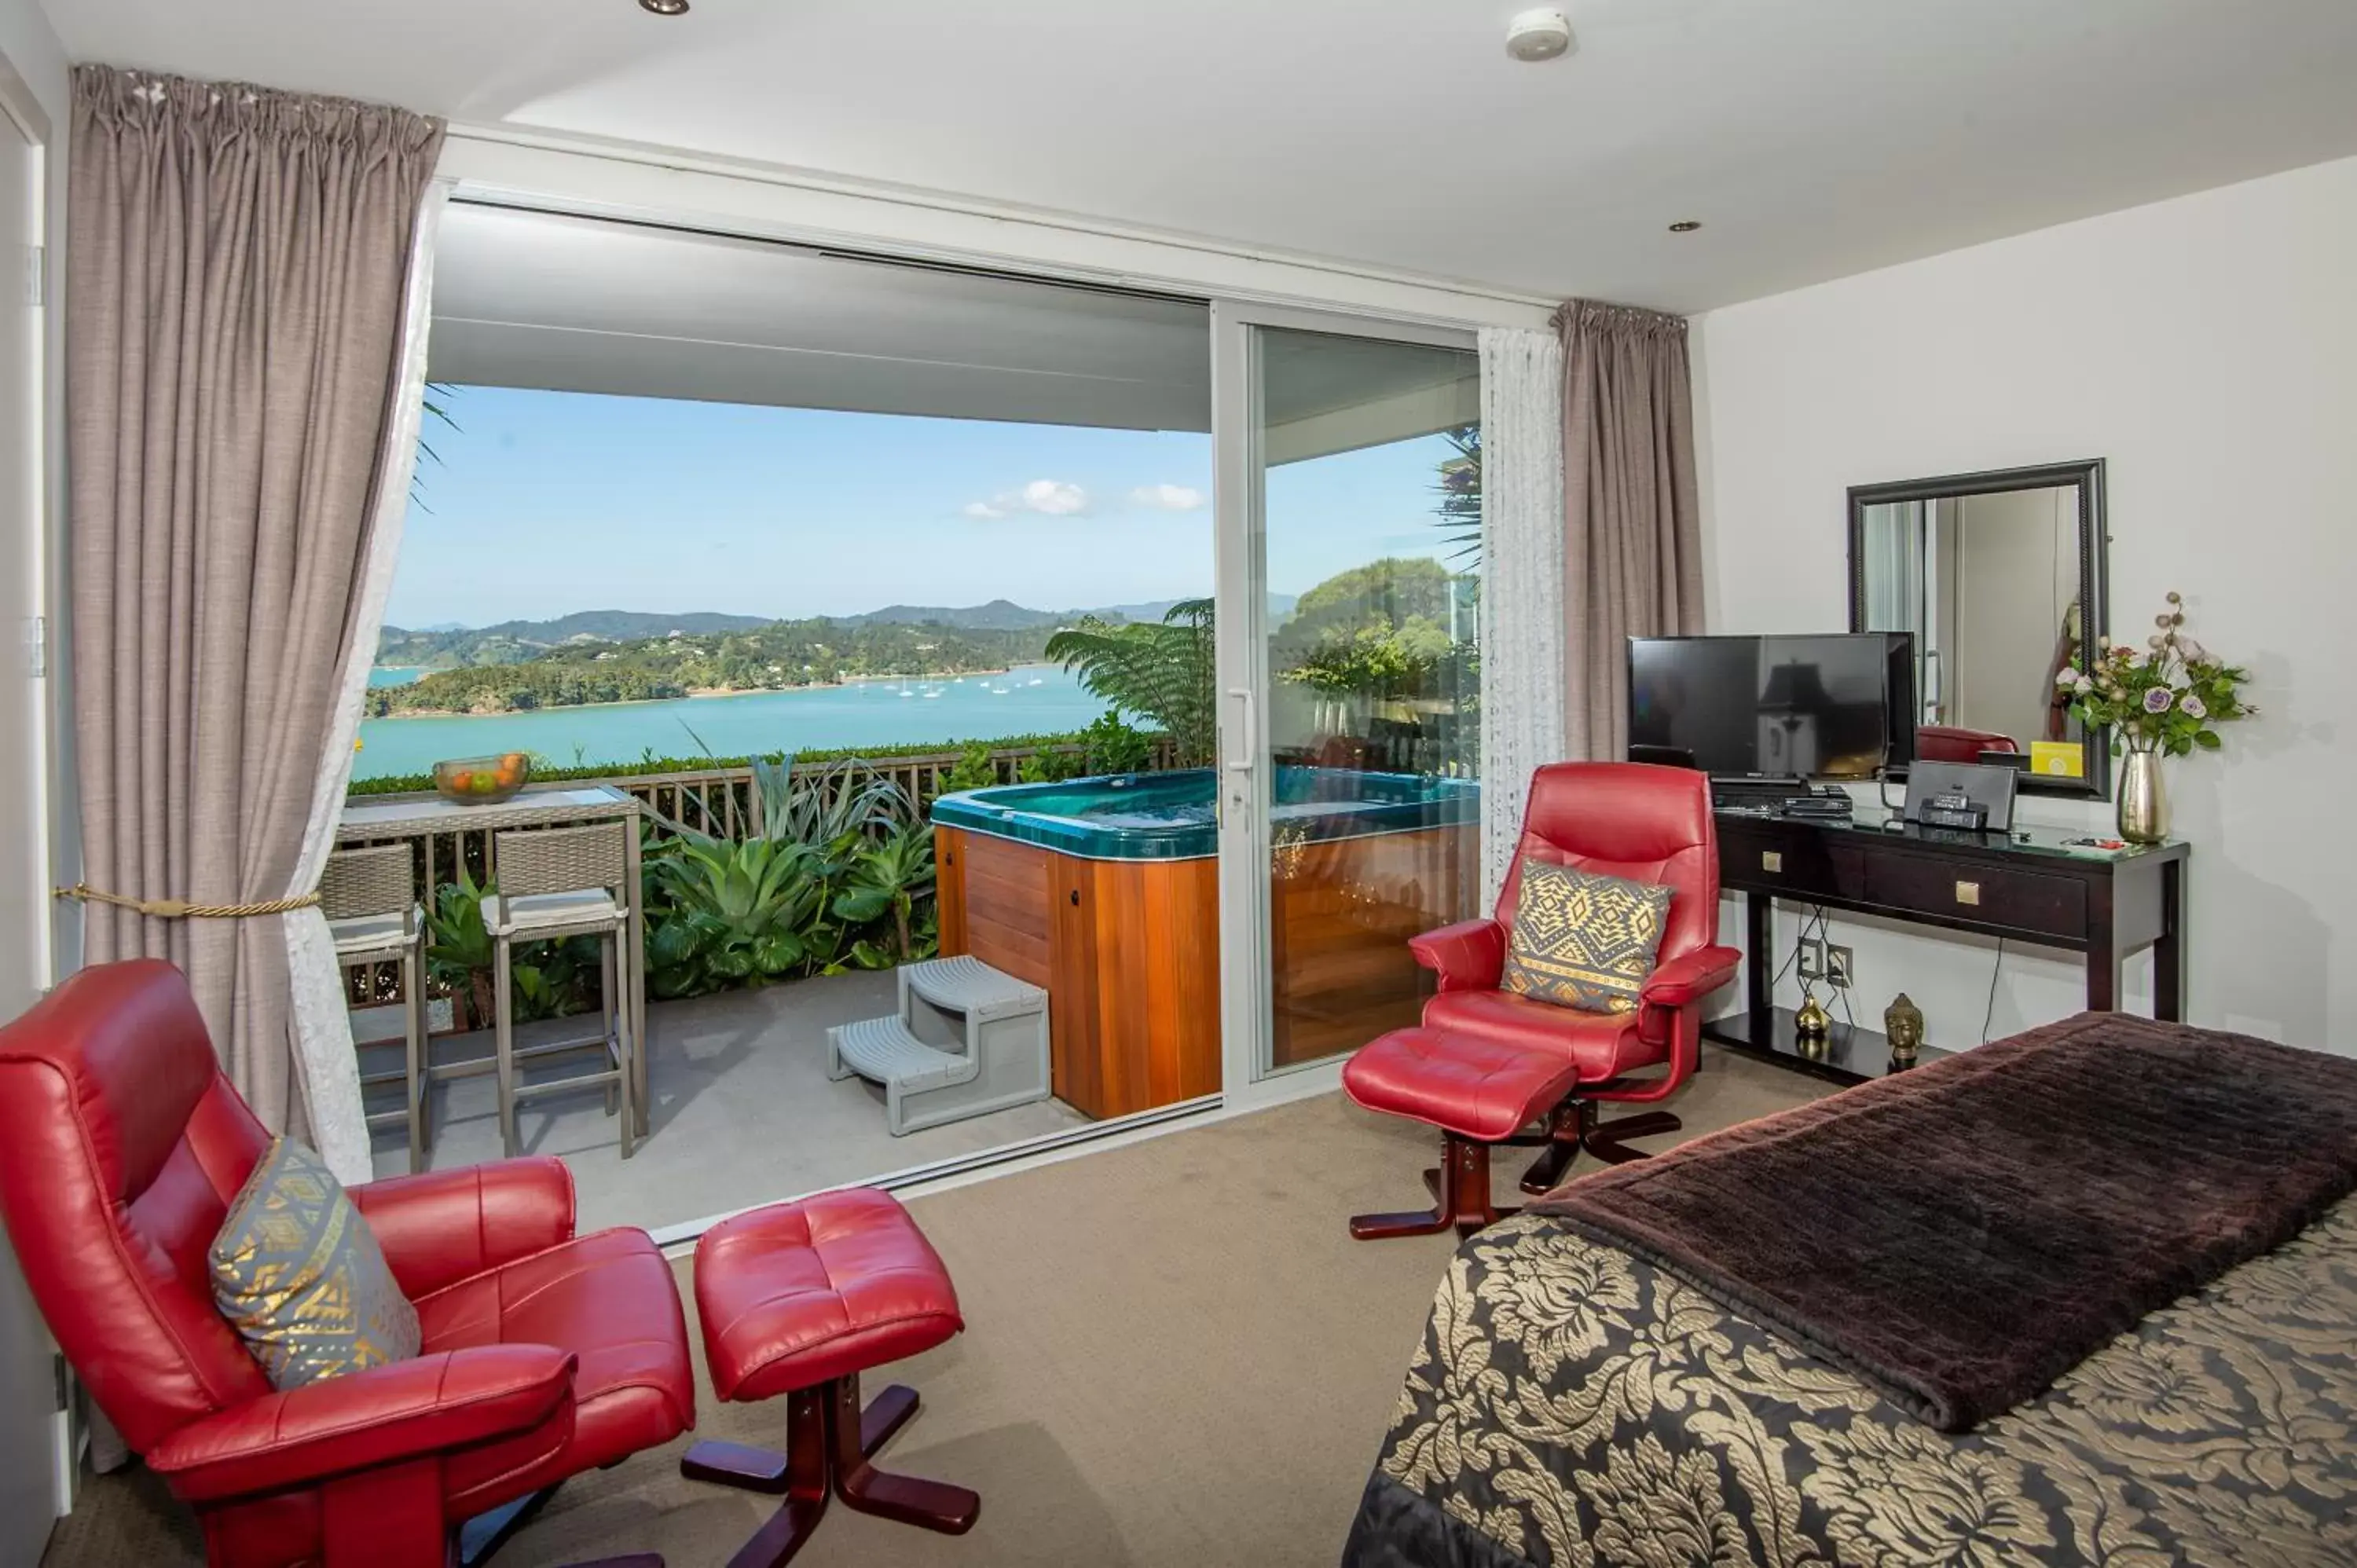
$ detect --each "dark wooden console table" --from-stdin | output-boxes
[1704,808,2188,1085]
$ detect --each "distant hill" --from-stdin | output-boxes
[420,610,774,643]
[378,594,1297,667]
[380,610,781,669]
[845,599,1067,632]
[1097,595,1299,626]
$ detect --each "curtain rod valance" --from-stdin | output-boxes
[72,64,444,161]
[1553,299,1689,343]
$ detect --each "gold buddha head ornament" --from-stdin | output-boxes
[1885,992,1925,1065]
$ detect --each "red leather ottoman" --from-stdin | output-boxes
[1342,1027,1588,1240]
[680,1189,979,1566]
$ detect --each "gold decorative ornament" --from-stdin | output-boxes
[1794,991,1832,1051]
[2117,749,2170,844]
[1885,992,1925,1066]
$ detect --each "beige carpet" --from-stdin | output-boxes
[43,1049,1824,1568]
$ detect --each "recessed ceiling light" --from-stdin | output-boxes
[1668,221,1703,233]
[1505,9,1575,62]
[640,0,688,13]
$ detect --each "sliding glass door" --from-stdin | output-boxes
[1211,306,1483,1097]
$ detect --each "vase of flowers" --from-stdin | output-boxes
[2059,592,2253,844]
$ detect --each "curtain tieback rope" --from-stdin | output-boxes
[53,884,320,919]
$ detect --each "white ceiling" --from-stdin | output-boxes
[45,0,2357,312]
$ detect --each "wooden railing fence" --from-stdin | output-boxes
[345,737,1181,954]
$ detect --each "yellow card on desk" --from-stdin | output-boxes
[2031,741,2085,778]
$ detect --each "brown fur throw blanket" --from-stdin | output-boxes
[1533,1012,2357,1430]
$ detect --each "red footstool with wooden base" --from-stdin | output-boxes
[680,1189,980,1567]
[1341,1027,1589,1239]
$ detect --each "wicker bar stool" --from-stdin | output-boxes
[321,844,430,1174]
[482,822,639,1160]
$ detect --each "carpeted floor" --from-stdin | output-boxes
[42,1049,1823,1568]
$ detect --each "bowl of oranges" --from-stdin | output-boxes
[433,753,532,806]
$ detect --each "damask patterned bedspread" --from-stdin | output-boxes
[1341,1201,2357,1568]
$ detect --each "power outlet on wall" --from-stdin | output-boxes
[1797,939,1827,981]
[1825,945,1855,989]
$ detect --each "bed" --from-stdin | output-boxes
[1341,1017,2357,1568]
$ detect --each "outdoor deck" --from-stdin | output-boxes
[361,969,1091,1236]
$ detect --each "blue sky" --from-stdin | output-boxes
[390,386,1466,628]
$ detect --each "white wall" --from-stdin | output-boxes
[1692,152,2357,1053]
[0,0,71,1533]
[0,0,68,980]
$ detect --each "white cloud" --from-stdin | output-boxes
[962,479,1089,519]
[1019,478,1089,515]
[1127,483,1205,511]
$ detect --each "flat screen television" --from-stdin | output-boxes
[1627,633,1915,782]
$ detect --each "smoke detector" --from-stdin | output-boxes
[1505,8,1575,62]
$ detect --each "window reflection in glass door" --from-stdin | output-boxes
[1254,328,1483,1072]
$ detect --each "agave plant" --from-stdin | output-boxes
[639,757,941,995]
[423,867,499,1028]
[642,836,827,996]
[750,757,914,848]
[833,822,937,963]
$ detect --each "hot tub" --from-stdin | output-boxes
[931,768,1480,1116]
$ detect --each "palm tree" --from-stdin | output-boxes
[1045,599,1216,767]
[1434,423,1481,564]
[410,382,461,508]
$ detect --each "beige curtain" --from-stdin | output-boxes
[65,67,445,1155]
[1556,299,1706,761]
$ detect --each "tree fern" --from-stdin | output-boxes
[1045,599,1217,766]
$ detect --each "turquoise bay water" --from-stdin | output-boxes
[354,663,1111,780]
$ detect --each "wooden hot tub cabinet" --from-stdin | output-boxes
[1269,821,1472,1069]
[936,815,1479,1116]
[935,825,1220,1120]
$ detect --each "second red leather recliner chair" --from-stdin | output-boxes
[0,959,695,1568]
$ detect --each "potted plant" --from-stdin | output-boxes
[2059,592,2253,843]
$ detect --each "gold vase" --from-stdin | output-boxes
[1794,992,1832,1053]
[2117,749,2170,844]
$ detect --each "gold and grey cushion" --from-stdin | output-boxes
[1502,862,1673,1013]
[211,1138,420,1390]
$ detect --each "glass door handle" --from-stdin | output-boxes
[1225,687,1255,772]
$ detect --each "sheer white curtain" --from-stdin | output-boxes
[284,178,453,1184]
[1476,327,1567,907]
[1862,500,1926,634]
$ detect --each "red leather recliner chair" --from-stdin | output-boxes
[1406,761,1742,1192]
[1916,724,2022,762]
[0,960,695,1568]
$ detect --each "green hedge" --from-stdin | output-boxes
[345,731,1111,798]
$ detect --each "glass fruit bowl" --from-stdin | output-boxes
[433,753,531,805]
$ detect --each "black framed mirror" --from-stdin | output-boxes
[1848,459,2108,799]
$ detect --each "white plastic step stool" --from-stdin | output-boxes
[828,955,1050,1135]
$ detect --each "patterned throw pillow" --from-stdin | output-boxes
[1503,862,1674,1013]
[211,1138,420,1389]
